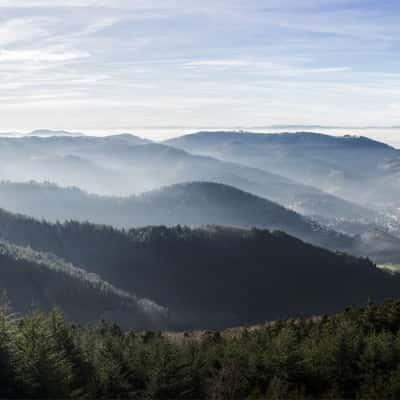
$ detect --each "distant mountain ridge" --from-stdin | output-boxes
[0,129,152,144]
[165,130,400,214]
[0,134,376,223]
[165,130,395,151]
[29,129,85,137]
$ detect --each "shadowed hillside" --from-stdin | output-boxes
[0,209,398,329]
[0,240,168,330]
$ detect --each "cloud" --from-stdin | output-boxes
[79,17,121,35]
[0,17,50,46]
[0,48,89,62]
[0,0,218,11]
[183,59,250,68]
[0,0,397,138]
[182,58,351,78]
[0,0,100,7]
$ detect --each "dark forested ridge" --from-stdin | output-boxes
[0,240,167,330]
[2,300,400,398]
[0,208,399,329]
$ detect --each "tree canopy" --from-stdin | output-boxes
[1,300,400,398]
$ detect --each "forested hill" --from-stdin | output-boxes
[0,181,352,252]
[0,209,398,329]
[1,299,400,398]
[0,240,168,329]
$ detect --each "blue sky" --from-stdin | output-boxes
[0,0,399,141]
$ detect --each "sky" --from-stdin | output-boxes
[0,0,399,143]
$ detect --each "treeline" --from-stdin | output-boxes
[2,300,400,399]
[0,209,399,329]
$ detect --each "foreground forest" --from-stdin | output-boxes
[2,300,400,399]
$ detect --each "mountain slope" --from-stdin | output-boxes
[165,131,396,178]
[0,210,398,329]
[0,240,167,329]
[0,135,375,220]
[165,130,395,152]
[0,180,353,252]
[165,131,400,211]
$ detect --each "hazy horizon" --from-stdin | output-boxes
[0,1,398,136]
[1,126,399,148]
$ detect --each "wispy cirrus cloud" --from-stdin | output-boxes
[182,59,352,77]
[0,0,398,140]
[0,48,89,62]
